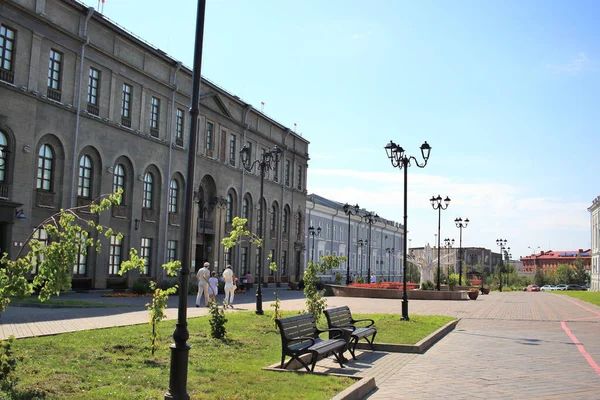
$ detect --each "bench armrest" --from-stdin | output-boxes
[351,318,375,327]
[317,328,348,339]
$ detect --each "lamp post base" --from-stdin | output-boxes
[255,291,263,315]
[401,298,409,321]
[164,343,191,400]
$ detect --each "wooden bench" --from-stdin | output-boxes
[325,306,377,360]
[275,313,348,372]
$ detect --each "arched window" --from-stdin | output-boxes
[242,197,249,220]
[270,205,277,231]
[169,179,178,213]
[0,132,7,182]
[226,193,233,223]
[113,164,125,195]
[37,144,54,191]
[143,172,153,209]
[283,207,289,233]
[77,155,92,198]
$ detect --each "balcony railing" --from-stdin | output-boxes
[0,182,9,199]
[175,137,183,147]
[87,102,99,116]
[0,69,14,84]
[121,116,131,128]
[150,128,159,138]
[47,87,61,102]
[36,190,55,208]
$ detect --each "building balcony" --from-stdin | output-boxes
[111,204,127,219]
[121,116,131,128]
[87,102,99,116]
[0,69,14,84]
[150,128,159,138]
[175,137,183,147]
[36,190,55,208]
[47,87,61,102]
[197,218,215,235]
[0,182,9,199]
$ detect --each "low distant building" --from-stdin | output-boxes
[520,250,591,275]
[408,246,502,276]
[589,196,600,292]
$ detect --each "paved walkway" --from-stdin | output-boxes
[2,290,600,399]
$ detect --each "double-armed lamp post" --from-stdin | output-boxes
[384,140,431,321]
[455,217,469,285]
[444,238,454,279]
[240,144,282,315]
[430,195,450,291]
[363,212,379,282]
[343,203,360,285]
[496,238,508,292]
[308,225,322,263]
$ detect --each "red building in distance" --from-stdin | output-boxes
[521,249,591,274]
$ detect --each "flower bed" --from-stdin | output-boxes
[349,282,419,291]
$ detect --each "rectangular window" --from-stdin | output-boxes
[150,97,160,133]
[121,83,132,125]
[206,121,214,151]
[285,160,290,186]
[140,237,152,275]
[176,109,184,142]
[297,165,303,190]
[281,250,287,275]
[241,247,248,274]
[0,25,16,84]
[47,49,62,101]
[229,134,236,165]
[73,232,87,276]
[167,240,177,263]
[109,235,122,275]
[87,67,100,106]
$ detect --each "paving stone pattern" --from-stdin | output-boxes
[2,291,600,399]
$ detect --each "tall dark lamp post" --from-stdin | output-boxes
[363,212,379,282]
[343,204,360,285]
[496,238,507,292]
[385,247,395,281]
[454,217,469,285]
[308,226,322,263]
[357,239,367,278]
[166,1,206,398]
[240,144,282,315]
[444,238,454,280]
[430,195,450,291]
[384,140,431,321]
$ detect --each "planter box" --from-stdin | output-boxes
[328,284,469,300]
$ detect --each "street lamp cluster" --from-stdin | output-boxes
[430,195,451,291]
[496,238,509,292]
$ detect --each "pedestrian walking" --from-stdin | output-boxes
[222,264,236,308]
[196,262,211,307]
[208,271,219,301]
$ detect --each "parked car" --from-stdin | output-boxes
[555,284,567,291]
[526,285,540,292]
[540,285,555,291]
[566,284,585,291]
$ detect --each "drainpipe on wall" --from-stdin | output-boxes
[69,7,94,208]
[278,128,291,283]
[237,104,251,276]
[162,61,182,276]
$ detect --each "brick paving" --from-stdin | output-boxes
[2,290,600,399]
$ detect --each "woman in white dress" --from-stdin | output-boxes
[222,265,236,308]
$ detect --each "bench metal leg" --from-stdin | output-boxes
[332,350,345,369]
[283,355,311,372]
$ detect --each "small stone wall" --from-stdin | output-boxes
[328,285,469,300]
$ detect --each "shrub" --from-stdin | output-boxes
[334,272,343,285]
[298,279,305,290]
[315,280,324,291]
[0,336,20,388]
[448,274,459,291]
[356,276,365,284]
[208,300,227,339]
[156,279,178,291]
[421,280,435,290]
[131,278,152,295]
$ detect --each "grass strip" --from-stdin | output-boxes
[554,291,600,307]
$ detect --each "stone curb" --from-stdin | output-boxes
[355,318,459,354]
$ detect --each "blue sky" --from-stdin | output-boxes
[86,0,599,260]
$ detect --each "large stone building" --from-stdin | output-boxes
[588,195,599,291]
[305,194,404,282]
[0,0,309,288]
[520,249,591,276]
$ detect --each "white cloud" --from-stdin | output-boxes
[546,52,594,74]
[308,168,591,259]
[351,31,371,40]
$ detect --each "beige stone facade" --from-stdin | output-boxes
[0,0,309,289]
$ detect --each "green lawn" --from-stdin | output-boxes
[10,297,134,308]
[4,312,454,399]
[554,291,600,307]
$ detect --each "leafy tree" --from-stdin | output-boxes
[303,255,346,322]
[572,256,589,286]
[555,264,573,284]
[0,191,123,316]
[534,268,546,286]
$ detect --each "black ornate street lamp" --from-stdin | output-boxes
[363,212,379,282]
[496,238,508,292]
[455,217,469,286]
[166,1,205,398]
[343,203,360,285]
[240,144,282,315]
[430,195,450,291]
[308,226,322,263]
[385,140,431,321]
[357,239,367,279]
[385,247,395,281]
[444,238,454,281]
